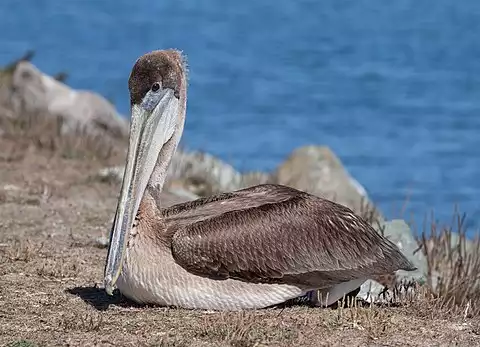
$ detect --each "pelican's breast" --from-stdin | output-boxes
[116,226,306,310]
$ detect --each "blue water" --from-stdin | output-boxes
[2,0,480,232]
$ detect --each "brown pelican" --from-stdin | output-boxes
[104,49,415,311]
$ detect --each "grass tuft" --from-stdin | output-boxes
[0,239,44,263]
[6,341,37,347]
[416,208,480,317]
[59,311,104,332]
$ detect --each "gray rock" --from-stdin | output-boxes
[9,61,129,139]
[154,189,199,208]
[2,184,22,192]
[355,220,427,303]
[238,171,274,189]
[95,236,109,248]
[166,150,242,195]
[95,166,125,184]
[96,149,244,196]
[357,279,387,303]
[94,164,202,205]
[379,219,427,283]
[273,145,383,224]
[357,278,417,304]
[102,149,276,198]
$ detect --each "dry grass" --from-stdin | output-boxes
[0,109,126,164]
[0,152,478,346]
[1,103,480,345]
[416,208,480,317]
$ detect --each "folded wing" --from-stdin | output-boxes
[166,184,415,287]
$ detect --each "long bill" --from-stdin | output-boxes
[104,88,179,295]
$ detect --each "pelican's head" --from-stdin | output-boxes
[104,50,187,295]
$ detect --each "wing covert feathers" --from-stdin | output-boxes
[166,184,415,286]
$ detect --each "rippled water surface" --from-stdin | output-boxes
[2,0,479,231]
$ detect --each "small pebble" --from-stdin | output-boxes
[95,236,109,248]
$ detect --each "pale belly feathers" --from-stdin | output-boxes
[116,231,366,310]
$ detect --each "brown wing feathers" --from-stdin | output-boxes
[169,185,415,285]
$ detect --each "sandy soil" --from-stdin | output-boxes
[1,139,480,347]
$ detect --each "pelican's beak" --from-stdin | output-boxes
[104,88,178,295]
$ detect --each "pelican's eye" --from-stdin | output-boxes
[141,82,164,112]
[151,82,161,92]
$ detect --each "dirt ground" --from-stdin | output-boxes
[1,138,480,347]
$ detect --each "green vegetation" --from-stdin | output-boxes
[6,341,37,347]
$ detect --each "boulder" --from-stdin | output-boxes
[356,219,428,303]
[237,171,274,190]
[7,61,129,139]
[273,145,383,224]
[151,189,199,208]
[380,219,427,282]
[99,150,276,197]
[95,166,125,184]
[357,278,417,304]
[166,150,242,195]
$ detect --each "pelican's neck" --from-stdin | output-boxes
[146,87,187,196]
[146,124,181,194]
